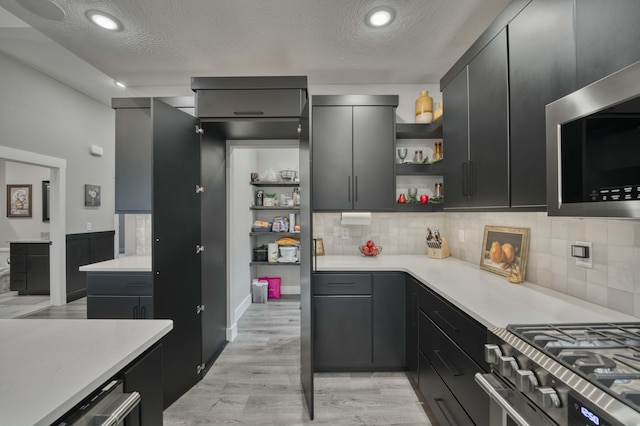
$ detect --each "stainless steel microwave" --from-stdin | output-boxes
[546,60,640,218]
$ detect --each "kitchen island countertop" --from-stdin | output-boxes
[317,255,638,328]
[79,255,152,272]
[0,318,172,426]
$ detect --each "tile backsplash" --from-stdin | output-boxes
[314,211,640,317]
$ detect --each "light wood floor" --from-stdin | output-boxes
[164,296,431,425]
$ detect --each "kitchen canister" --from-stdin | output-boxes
[267,243,279,263]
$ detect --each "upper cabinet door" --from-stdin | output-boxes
[508,0,576,208]
[196,89,305,118]
[467,28,509,208]
[575,0,640,88]
[312,106,354,211]
[352,106,395,211]
[442,67,470,209]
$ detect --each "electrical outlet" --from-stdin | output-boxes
[341,228,349,239]
[86,222,92,231]
[459,230,465,243]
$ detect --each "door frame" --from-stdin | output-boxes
[0,146,67,305]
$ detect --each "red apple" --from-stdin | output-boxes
[366,240,375,248]
[420,194,429,204]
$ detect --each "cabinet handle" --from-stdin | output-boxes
[412,293,419,326]
[462,162,468,196]
[354,176,358,202]
[434,350,461,376]
[133,306,138,319]
[433,310,460,332]
[141,306,146,319]
[328,282,356,286]
[312,239,318,272]
[468,160,475,195]
[434,398,456,426]
[234,111,264,115]
[347,176,351,202]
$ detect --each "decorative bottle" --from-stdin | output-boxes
[432,141,443,161]
[415,90,433,123]
[433,101,443,121]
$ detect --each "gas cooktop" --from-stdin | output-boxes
[508,323,640,410]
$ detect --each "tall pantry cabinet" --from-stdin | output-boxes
[112,97,226,408]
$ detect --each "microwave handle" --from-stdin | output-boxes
[101,391,141,426]
[474,373,531,426]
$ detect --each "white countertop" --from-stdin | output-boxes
[79,255,152,272]
[0,318,172,426]
[317,255,638,328]
[7,240,51,244]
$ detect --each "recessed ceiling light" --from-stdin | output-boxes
[86,10,122,31]
[365,7,395,28]
[114,81,126,88]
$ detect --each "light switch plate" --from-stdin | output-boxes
[86,222,93,231]
[573,241,593,268]
[341,228,349,239]
[459,230,465,243]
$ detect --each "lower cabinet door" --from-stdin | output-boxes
[87,295,141,319]
[419,352,474,426]
[123,344,163,426]
[314,295,372,370]
[406,277,420,383]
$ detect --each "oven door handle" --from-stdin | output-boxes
[474,373,531,426]
[100,391,141,426]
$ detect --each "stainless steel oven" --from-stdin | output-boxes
[546,60,640,218]
[478,324,640,426]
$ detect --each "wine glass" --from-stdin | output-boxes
[397,148,408,164]
[408,187,418,203]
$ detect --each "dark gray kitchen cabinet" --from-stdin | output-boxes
[405,275,420,383]
[9,242,50,295]
[313,272,406,371]
[419,352,474,426]
[442,68,469,209]
[313,273,372,370]
[113,99,152,213]
[373,273,405,369]
[86,272,153,319]
[575,0,640,89]
[443,29,509,209]
[122,343,164,426]
[312,95,397,212]
[508,0,576,208]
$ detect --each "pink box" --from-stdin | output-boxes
[258,276,281,299]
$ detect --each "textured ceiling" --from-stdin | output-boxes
[0,0,511,100]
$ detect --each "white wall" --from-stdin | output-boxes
[0,161,50,245]
[0,51,115,235]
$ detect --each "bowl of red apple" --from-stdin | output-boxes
[359,240,382,257]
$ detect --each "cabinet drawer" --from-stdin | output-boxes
[419,284,487,367]
[27,243,50,255]
[314,273,371,295]
[196,89,304,118]
[418,352,474,426]
[10,244,26,255]
[420,312,488,425]
[86,273,153,296]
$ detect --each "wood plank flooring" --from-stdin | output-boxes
[164,295,431,425]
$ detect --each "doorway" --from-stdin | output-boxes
[0,146,66,317]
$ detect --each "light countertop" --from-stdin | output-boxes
[0,318,172,426]
[7,240,51,244]
[317,255,638,328]
[79,255,152,272]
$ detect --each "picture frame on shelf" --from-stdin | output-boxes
[480,226,530,283]
[313,238,325,256]
[6,184,32,218]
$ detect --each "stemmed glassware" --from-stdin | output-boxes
[397,148,408,163]
[408,187,418,203]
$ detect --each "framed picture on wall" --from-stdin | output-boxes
[6,184,32,218]
[84,184,101,207]
[480,225,530,283]
[313,238,325,256]
[42,181,50,222]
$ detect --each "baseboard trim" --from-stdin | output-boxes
[227,293,253,342]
